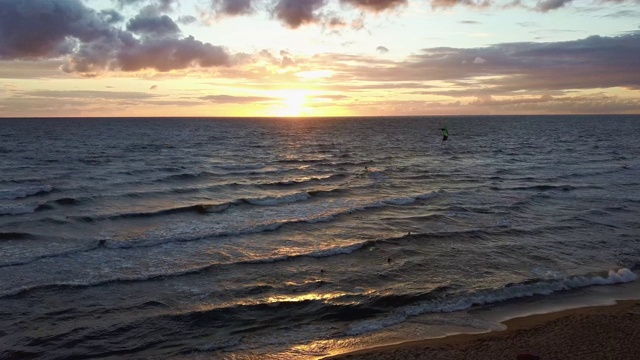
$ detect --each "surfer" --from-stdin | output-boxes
[441,128,449,142]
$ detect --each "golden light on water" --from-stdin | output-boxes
[265,291,346,304]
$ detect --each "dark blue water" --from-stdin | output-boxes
[1,115,639,359]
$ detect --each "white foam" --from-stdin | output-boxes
[412,268,638,314]
[347,268,637,336]
[246,192,310,206]
[0,185,52,200]
[308,242,367,258]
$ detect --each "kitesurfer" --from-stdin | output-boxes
[441,128,449,142]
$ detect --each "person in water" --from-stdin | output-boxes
[441,128,449,141]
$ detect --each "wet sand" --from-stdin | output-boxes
[325,300,640,360]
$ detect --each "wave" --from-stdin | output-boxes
[0,199,84,217]
[346,268,637,335]
[258,174,347,188]
[0,184,53,200]
[0,226,423,298]
[213,162,266,171]
[73,203,238,222]
[0,203,40,216]
[96,172,346,201]
[19,268,633,356]
[244,192,311,206]
[0,240,102,268]
[90,190,439,248]
[490,184,601,192]
[0,220,612,301]
[71,188,344,222]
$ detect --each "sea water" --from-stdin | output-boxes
[1,115,639,359]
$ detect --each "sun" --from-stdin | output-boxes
[273,90,309,117]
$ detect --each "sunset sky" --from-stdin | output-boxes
[1,0,639,117]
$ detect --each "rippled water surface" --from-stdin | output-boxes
[1,115,639,359]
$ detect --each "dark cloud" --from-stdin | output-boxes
[367,32,640,92]
[60,35,121,74]
[197,0,640,26]
[273,0,327,28]
[116,35,230,72]
[340,0,407,12]
[211,0,255,16]
[0,0,233,74]
[534,0,573,12]
[377,46,390,53]
[127,13,181,36]
[304,32,640,107]
[99,9,125,24]
[0,0,115,59]
[177,15,198,25]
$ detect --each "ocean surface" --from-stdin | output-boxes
[1,115,639,359]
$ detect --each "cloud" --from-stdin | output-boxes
[177,15,198,24]
[340,0,407,12]
[0,0,115,59]
[265,0,409,28]
[127,13,181,36]
[430,0,491,9]
[314,32,640,96]
[210,0,255,16]
[150,85,158,90]
[117,0,178,12]
[603,10,640,18]
[200,94,273,103]
[60,30,233,74]
[273,0,327,28]
[534,0,573,12]
[257,49,298,68]
[0,0,235,74]
[115,35,231,72]
[25,89,159,100]
[281,52,297,67]
[100,9,125,24]
[377,46,390,53]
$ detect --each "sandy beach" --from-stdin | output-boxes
[325,300,640,360]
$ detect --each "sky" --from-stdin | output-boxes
[1,0,640,117]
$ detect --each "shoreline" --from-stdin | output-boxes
[324,299,640,360]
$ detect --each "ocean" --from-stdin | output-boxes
[1,115,639,359]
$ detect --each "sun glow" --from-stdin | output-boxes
[272,89,310,117]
